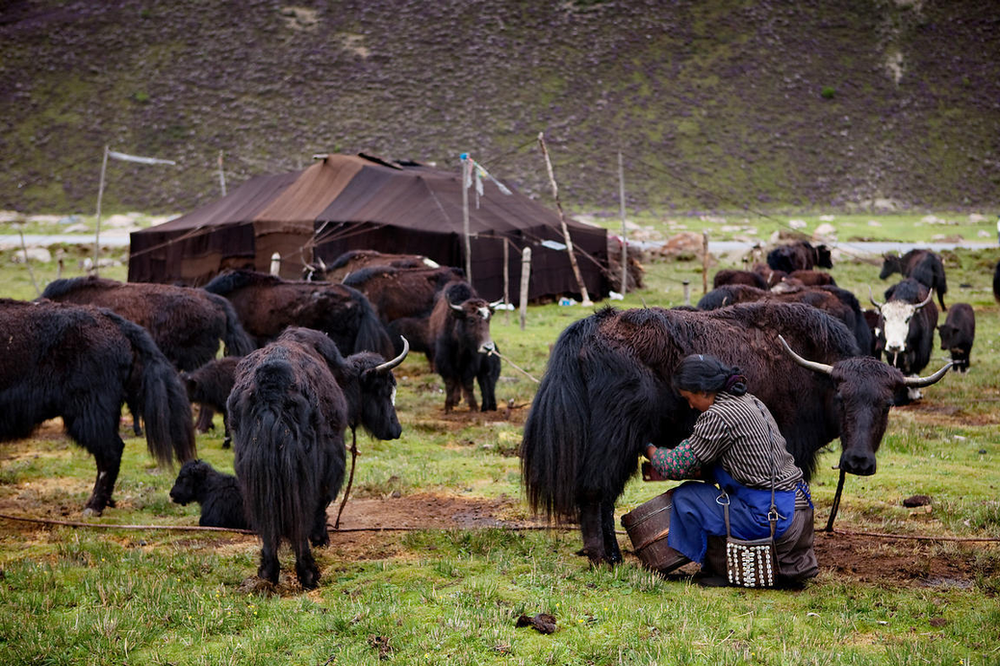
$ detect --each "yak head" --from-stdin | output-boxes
[352,337,409,441]
[779,335,950,477]
[878,253,903,280]
[869,285,934,356]
[448,297,501,354]
[170,459,212,505]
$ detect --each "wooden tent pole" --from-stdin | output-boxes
[93,145,109,276]
[460,154,473,282]
[617,150,628,295]
[537,132,592,306]
[519,247,531,331]
[503,237,510,326]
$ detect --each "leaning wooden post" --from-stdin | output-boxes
[503,237,511,326]
[702,229,710,295]
[93,144,109,276]
[537,132,592,306]
[618,150,628,295]
[519,246,532,331]
[683,280,691,306]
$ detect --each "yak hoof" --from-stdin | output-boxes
[297,565,320,590]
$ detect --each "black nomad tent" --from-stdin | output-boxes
[129,153,610,302]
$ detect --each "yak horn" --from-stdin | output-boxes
[868,286,883,310]
[915,288,934,310]
[374,336,409,373]
[489,299,505,309]
[902,361,952,388]
[449,300,465,312]
[778,334,833,376]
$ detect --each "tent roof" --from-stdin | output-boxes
[136,153,598,236]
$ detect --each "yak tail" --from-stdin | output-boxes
[236,363,319,547]
[345,285,394,358]
[114,313,196,467]
[520,314,600,521]
[206,292,255,357]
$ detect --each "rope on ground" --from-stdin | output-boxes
[488,348,541,383]
[0,512,577,534]
[820,528,1000,543]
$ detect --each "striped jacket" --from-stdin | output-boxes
[687,391,804,493]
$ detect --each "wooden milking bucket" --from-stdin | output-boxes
[621,490,680,571]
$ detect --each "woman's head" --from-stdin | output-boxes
[672,354,748,398]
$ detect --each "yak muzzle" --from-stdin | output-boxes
[839,450,877,477]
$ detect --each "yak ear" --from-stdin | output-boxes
[313,334,347,371]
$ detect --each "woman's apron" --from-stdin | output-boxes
[666,466,797,564]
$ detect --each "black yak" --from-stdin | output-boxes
[938,303,975,372]
[40,276,254,371]
[170,459,248,530]
[712,269,767,290]
[229,327,407,589]
[304,249,439,282]
[520,302,950,565]
[343,265,466,324]
[766,241,833,273]
[698,284,872,356]
[879,249,948,311]
[427,281,501,412]
[203,269,394,358]
[0,299,196,514]
[181,357,240,447]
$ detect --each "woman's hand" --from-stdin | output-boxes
[645,444,657,460]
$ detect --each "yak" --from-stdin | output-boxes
[304,249,440,282]
[784,270,837,287]
[229,327,407,589]
[993,260,1000,303]
[39,276,254,371]
[879,249,948,311]
[181,357,240,447]
[520,302,950,565]
[427,281,501,412]
[343,265,466,324]
[712,269,767,290]
[871,278,939,386]
[170,459,248,530]
[938,302,975,372]
[766,241,833,273]
[0,299,196,514]
[203,269,394,358]
[697,284,872,356]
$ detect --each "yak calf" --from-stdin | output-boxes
[170,459,248,530]
[182,357,240,448]
[938,303,975,372]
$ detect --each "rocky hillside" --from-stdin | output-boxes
[1,0,997,215]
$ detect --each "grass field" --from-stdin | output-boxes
[1,219,999,665]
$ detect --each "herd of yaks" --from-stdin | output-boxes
[0,243,989,586]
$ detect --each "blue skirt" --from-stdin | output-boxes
[666,466,797,564]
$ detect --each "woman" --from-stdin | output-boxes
[643,353,818,587]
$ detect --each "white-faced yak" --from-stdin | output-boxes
[520,302,950,565]
[228,327,407,589]
[0,298,196,515]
